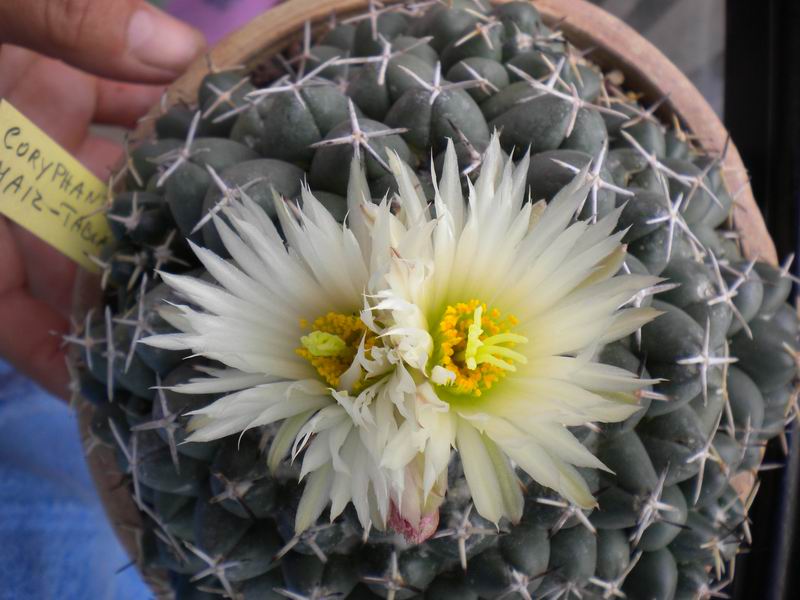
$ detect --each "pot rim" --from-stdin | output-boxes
[76,0,775,589]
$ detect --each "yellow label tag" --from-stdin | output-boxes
[0,100,111,272]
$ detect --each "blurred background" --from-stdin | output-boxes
[590,0,725,116]
[1,1,798,599]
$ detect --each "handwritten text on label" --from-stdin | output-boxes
[0,100,110,272]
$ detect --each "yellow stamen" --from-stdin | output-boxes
[432,300,528,397]
[296,312,376,389]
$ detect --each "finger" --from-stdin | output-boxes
[1,47,95,152]
[7,222,77,320]
[0,49,160,158]
[0,218,70,400]
[0,288,70,400]
[2,54,126,178]
[94,79,165,128]
[0,0,205,84]
[77,134,124,181]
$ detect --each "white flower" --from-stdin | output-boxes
[143,173,394,532]
[352,134,661,524]
[143,133,659,538]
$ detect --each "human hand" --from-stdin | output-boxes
[0,0,205,399]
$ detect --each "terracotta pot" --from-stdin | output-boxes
[73,0,777,593]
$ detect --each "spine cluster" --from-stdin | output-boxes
[67,2,799,599]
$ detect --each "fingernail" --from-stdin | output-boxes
[127,7,205,75]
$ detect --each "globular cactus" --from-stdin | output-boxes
[68,2,799,599]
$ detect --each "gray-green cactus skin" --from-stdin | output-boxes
[69,2,798,599]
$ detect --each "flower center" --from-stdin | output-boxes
[432,300,528,397]
[296,312,376,389]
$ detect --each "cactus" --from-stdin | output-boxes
[68,2,799,599]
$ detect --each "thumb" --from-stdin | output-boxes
[0,0,206,83]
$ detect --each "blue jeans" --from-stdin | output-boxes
[0,361,150,600]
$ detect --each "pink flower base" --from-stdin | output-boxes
[388,502,441,544]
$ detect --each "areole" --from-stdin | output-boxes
[70,0,784,595]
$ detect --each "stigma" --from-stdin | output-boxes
[432,300,528,397]
[296,312,376,389]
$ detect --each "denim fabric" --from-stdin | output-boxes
[0,360,150,600]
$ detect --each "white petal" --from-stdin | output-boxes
[482,434,524,523]
[381,419,425,471]
[185,414,254,442]
[420,408,454,498]
[435,139,464,234]
[481,417,595,508]
[390,151,430,226]
[600,307,663,343]
[268,410,315,474]
[455,418,506,524]
[171,370,277,394]
[295,462,334,532]
[346,156,374,256]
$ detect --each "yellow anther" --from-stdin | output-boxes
[296,312,377,390]
[431,299,527,397]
